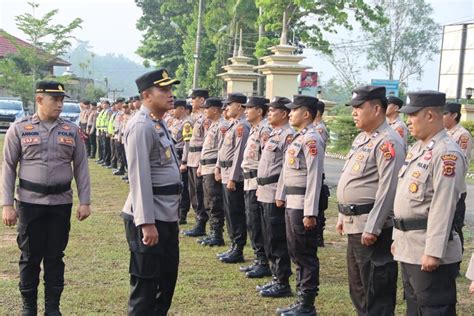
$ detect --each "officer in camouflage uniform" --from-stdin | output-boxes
[386,96,409,145]
[216,93,250,264]
[275,95,324,316]
[256,97,293,298]
[197,98,227,246]
[336,86,405,316]
[393,91,467,315]
[443,102,472,252]
[182,89,210,237]
[169,99,193,224]
[2,81,91,315]
[240,96,272,278]
[121,69,181,315]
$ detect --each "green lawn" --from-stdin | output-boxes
[0,135,473,315]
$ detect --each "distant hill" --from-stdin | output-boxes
[54,41,149,98]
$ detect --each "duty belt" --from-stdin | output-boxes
[286,186,306,195]
[189,146,202,152]
[393,218,427,231]
[243,170,258,179]
[257,174,280,186]
[152,183,183,195]
[338,203,374,216]
[219,160,233,168]
[19,179,72,195]
[200,158,217,165]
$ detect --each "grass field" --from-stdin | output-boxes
[0,134,473,315]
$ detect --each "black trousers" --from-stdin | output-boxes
[110,138,118,167]
[179,169,191,219]
[347,228,397,316]
[188,167,207,222]
[454,192,466,252]
[97,132,104,160]
[123,217,179,316]
[202,174,224,231]
[103,136,111,165]
[222,182,247,246]
[116,142,127,171]
[261,202,291,283]
[89,131,97,158]
[401,262,458,316]
[16,201,72,295]
[244,190,267,263]
[285,208,319,296]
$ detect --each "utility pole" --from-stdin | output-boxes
[257,7,264,96]
[192,0,204,89]
[108,88,124,101]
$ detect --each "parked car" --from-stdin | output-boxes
[0,97,27,132]
[60,101,81,125]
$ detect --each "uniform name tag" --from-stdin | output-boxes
[58,136,75,145]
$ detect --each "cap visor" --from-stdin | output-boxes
[345,99,365,107]
[284,102,301,109]
[399,105,423,114]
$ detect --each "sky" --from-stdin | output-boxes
[1,0,473,91]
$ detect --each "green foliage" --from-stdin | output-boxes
[366,0,439,86]
[461,120,474,137]
[84,83,106,101]
[327,115,358,153]
[0,2,82,106]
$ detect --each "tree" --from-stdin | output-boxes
[84,83,106,101]
[365,0,439,87]
[0,2,82,107]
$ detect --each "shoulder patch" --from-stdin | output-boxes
[459,135,470,149]
[441,153,457,177]
[395,126,404,138]
[306,139,318,156]
[379,140,395,161]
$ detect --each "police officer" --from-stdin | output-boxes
[256,97,293,297]
[121,69,181,315]
[216,93,250,264]
[443,102,472,251]
[240,96,272,278]
[336,86,405,316]
[80,100,91,156]
[313,100,330,248]
[86,101,98,159]
[392,91,466,315]
[169,99,193,224]
[100,101,113,167]
[113,102,130,176]
[2,80,91,315]
[96,100,110,164]
[275,95,324,316]
[197,98,227,246]
[386,96,409,145]
[182,89,209,237]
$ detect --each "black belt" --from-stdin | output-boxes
[19,179,71,195]
[243,170,258,179]
[393,218,427,231]
[152,183,183,195]
[257,174,280,186]
[338,203,374,216]
[189,146,202,152]
[219,160,233,168]
[200,158,217,165]
[286,186,306,195]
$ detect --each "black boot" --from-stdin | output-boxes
[182,220,206,237]
[113,169,125,176]
[260,281,292,297]
[276,294,303,315]
[202,229,224,247]
[239,260,259,272]
[216,244,235,259]
[197,234,212,244]
[280,294,316,316]
[246,263,272,278]
[256,277,277,292]
[45,286,63,316]
[20,289,37,316]
[219,245,244,263]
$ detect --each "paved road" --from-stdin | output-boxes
[324,157,474,226]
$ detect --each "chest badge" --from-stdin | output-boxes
[165,148,171,159]
[406,152,413,160]
[289,157,296,165]
[62,124,71,130]
[409,182,418,193]
[352,163,361,172]
[412,171,421,178]
[23,124,34,130]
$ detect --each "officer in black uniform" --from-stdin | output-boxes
[2,80,91,315]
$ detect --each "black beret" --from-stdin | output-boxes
[174,99,187,108]
[267,96,291,110]
[202,97,223,109]
[189,88,209,99]
[346,85,386,106]
[116,97,126,103]
[132,95,141,101]
[400,90,446,114]
[91,102,97,106]
[387,96,403,108]
[444,102,461,114]
[223,93,247,105]
[243,96,268,108]
[286,95,319,110]
[135,69,180,93]
[35,80,70,97]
